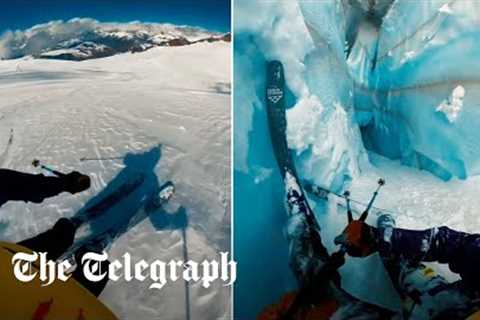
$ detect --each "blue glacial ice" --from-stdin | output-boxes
[234,0,480,317]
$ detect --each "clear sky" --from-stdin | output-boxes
[0,0,231,33]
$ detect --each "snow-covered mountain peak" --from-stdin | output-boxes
[0,18,230,61]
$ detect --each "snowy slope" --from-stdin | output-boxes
[0,41,230,319]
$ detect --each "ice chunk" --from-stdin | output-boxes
[438,3,453,14]
[436,85,465,123]
[287,97,364,191]
[354,0,480,180]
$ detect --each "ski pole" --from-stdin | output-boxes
[80,156,124,162]
[360,178,385,221]
[344,190,353,223]
[304,180,399,217]
[32,159,65,177]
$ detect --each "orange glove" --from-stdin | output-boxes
[334,220,377,257]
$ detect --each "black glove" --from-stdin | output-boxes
[61,171,91,194]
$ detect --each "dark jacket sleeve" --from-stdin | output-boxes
[378,225,480,292]
[0,169,66,205]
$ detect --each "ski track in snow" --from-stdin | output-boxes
[0,42,231,320]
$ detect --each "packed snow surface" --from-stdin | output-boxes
[0,41,230,319]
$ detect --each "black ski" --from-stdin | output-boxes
[62,180,175,261]
[266,61,296,177]
[266,61,341,319]
[86,180,175,248]
[265,60,319,231]
[77,173,145,222]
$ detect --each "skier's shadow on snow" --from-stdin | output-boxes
[73,144,188,244]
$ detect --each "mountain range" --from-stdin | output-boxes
[0,19,230,61]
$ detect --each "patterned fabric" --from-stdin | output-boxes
[377,214,480,294]
[376,214,478,318]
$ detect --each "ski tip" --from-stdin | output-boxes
[159,181,175,201]
[266,61,285,107]
[266,60,284,81]
[268,60,283,68]
[160,181,175,193]
[160,180,174,187]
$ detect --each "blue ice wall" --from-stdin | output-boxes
[350,0,480,180]
[234,1,368,317]
[233,35,296,319]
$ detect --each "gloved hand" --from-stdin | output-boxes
[61,171,91,194]
[334,220,377,257]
